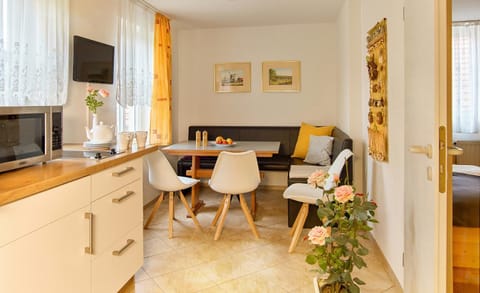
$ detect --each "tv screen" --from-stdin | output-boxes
[73,36,114,84]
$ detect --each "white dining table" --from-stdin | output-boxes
[162,140,280,215]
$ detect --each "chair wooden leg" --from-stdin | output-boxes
[214,194,231,240]
[290,202,305,236]
[168,192,174,239]
[144,192,164,229]
[179,190,202,231]
[211,195,226,227]
[250,191,257,221]
[288,203,309,253]
[239,194,259,239]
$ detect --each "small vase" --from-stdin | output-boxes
[92,113,98,127]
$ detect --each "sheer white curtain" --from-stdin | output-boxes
[0,0,69,106]
[116,0,154,132]
[452,22,480,134]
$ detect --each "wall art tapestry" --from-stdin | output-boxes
[367,18,388,162]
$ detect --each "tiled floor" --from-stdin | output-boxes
[127,187,403,293]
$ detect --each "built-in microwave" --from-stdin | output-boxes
[0,106,63,173]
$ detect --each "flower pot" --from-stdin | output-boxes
[313,277,349,293]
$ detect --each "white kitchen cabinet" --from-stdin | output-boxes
[0,157,144,293]
[92,224,143,293]
[0,205,91,293]
[91,159,143,292]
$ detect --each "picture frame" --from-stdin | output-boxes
[262,61,301,92]
[214,62,251,93]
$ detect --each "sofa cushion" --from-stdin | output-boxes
[291,123,334,159]
[304,135,334,165]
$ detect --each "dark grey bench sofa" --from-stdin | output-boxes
[176,125,353,227]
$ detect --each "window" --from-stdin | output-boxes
[116,0,154,132]
[452,22,480,138]
[0,0,69,106]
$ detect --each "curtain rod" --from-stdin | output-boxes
[453,19,480,25]
[136,0,171,19]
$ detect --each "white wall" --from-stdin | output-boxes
[64,0,118,143]
[173,24,338,141]
[336,0,364,192]
[337,0,405,287]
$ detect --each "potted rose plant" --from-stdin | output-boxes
[305,170,378,293]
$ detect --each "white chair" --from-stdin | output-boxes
[143,150,202,239]
[209,150,261,240]
[283,149,354,253]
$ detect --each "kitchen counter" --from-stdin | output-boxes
[0,144,158,206]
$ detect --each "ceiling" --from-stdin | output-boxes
[146,0,479,29]
[453,0,480,21]
[146,0,345,29]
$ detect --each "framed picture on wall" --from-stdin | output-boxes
[262,61,301,92]
[214,62,251,93]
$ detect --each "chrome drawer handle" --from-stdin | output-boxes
[112,239,135,256]
[112,166,134,177]
[112,191,135,203]
[84,212,94,255]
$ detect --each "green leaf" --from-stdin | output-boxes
[353,255,367,268]
[305,254,316,265]
[348,283,360,293]
[357,247,369,256]
[353,277,366,285]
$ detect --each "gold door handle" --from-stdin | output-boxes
[112,166,134,177]
[447,146,463,156]
[112,191,135,203]
[112,239,135,256]
[409,144,432,158]
[84,212,94,254]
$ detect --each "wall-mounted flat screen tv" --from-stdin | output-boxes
[73,35,114,84]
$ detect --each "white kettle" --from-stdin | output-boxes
[85,121,114,144]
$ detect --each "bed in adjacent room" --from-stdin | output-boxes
[452,164,480,289]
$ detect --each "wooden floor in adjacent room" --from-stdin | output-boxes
[122,187,403,293]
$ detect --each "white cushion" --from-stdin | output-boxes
[304,135,334,165]
[289,165,329,179]
[283,183,325,204]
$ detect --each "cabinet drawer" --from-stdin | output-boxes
[0,176,90,247]
[92,158,142,201]
[92,224,143,293]
[92,180,142,254]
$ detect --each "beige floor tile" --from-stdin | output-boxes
[193,285,225,293]
[132,279,164,293]
[153,267,217,293]
[217,273,289,293]
[135,268,150,282]
[136,187,402,293]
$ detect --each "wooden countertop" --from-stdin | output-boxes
[0,144,159,207]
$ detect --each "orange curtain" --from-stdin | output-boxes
[149,13,172,145]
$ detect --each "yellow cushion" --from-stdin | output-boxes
[291,123,335,159]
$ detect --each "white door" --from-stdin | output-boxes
[404,0,449,292]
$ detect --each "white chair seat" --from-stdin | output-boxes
[283,183,324,205]
[284,149,354,253]
[178,176,200,189]
[144,150,202,238]
[208,150,261,240]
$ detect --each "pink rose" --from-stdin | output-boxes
[307,170,328,188]
[98,89,109,98]
[334,185,355,203]
[332,174,340,184]
[308,226,331,246]
[86,85,94,92]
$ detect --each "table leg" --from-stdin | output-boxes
[190,156,205,215]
